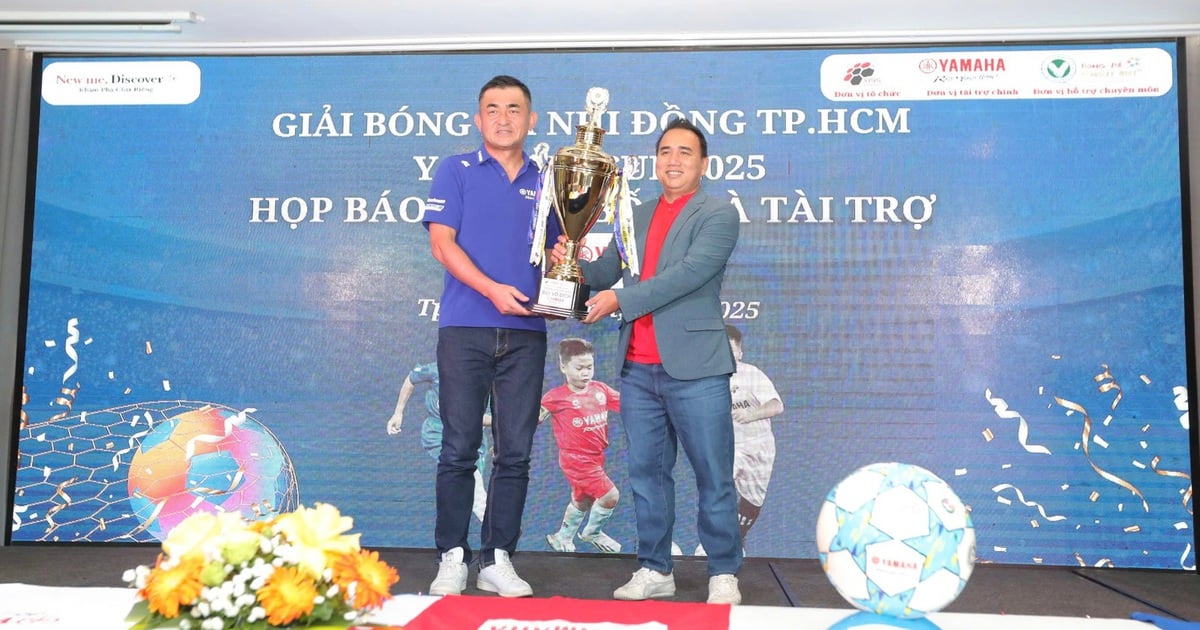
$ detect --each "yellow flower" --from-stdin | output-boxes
[257,565,317,627]
[162,511,248,560]
[248,517,275,534]
[333,549,399,610]
[140,554,204,618]
[274,503,360,577]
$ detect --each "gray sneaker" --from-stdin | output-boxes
[613,567,675,600]
[707,574,741,605]
[477,549,533,597]
[429,547,468,595]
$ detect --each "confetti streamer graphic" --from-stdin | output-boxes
[61,318,80,383]
[984,388,1051,454]
[1149,455,1193,515]
[48,383,80,423]
[992,483,1067,522]
[1094,364,1123,410]
[43,477,78,534]
[1055,396,1149,512]
[1073,552,1114,568]
[19,385,29,432]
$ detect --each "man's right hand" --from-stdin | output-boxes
[485,282,534,315]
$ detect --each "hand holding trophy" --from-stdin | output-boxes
[529,87,619,319]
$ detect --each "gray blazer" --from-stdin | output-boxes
[580,188,740,381]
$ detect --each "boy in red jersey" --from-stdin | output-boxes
[541,338,622,553]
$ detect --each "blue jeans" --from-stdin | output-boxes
[619,360,743,576]
[435,326,546,566]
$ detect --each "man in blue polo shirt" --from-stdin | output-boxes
[422,74,554,599]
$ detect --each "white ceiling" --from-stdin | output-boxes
[2,0,1200,53]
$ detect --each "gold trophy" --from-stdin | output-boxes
[530,87,619,319]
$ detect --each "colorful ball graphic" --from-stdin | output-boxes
[127,405,298,539]
[816,462,976,619]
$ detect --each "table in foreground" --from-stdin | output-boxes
[0,584,1155,629]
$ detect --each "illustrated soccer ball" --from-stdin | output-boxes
[128,404,299,539]
[816,462,976,619]
[12,400,298,543]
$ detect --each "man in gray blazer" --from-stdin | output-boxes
[559,118,743,605]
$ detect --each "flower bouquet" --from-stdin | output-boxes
[124,503,399,630]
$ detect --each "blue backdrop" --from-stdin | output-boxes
[8,41,1195,570]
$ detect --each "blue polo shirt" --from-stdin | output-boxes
[424,145,554,331]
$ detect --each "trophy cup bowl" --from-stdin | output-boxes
[530,91,618,319]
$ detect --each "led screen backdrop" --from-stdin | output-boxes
[7,41,1196,570]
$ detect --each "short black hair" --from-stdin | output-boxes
[656,118,708,158]
[479,75,532,105]
[725,324,742,344]
[558,337,594,363]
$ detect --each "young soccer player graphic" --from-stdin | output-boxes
[541,338,623,553]
[385,361,491,523]
[725,324,784,542]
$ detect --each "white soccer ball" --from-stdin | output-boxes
[816,462,976,619]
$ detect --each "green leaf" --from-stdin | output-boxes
[123,600,152,627]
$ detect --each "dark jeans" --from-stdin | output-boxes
[620,360,743,576]
[434,326,546,567]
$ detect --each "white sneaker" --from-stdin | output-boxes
[477,549,533,597]
[707,574,741,605]
[613,567,676,600]
[546,532,575,552]
[429,547,467,596]
[579,531,622,553]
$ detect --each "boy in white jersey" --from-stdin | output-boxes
[726,324,783,543]
[540,338,623,553]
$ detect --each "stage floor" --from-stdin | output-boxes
[1,545,1197,625]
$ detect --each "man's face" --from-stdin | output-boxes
[655,127,706,201]
[475,86,536,153]
[560,353,595,390]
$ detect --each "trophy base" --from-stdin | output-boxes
[530,276,591,320]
